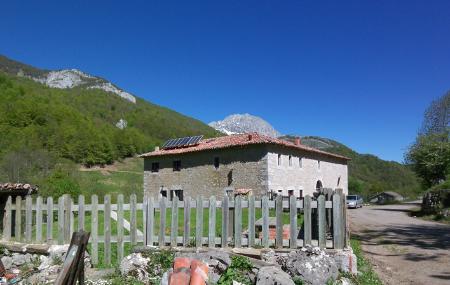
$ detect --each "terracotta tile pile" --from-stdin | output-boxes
[169,257,209,285]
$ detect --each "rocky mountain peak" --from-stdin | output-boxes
[209,113,282,137]
[0,55,136,103]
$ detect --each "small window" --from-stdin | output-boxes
[288,190,294,196]
[214,157,220,169]
[160,189,167,198]
[151,162,159,173]
[277,154,282,166]
[299,157,303,168]
[288,155,292,166]
[173,160,181,171]
[227,170,233,186]
[172,189,184,201]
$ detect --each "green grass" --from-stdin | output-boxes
[342,237,383,285]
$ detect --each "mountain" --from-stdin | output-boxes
[209,113,281,137]
[281,135,421,199]
[0,55,136,103]
[0,55,219,172]
[209,113,421,198]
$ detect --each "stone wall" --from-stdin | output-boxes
[143,145,269,199]
[143,144,348,199]
[266,145,348,197]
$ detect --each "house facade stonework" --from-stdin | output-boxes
[141,133,349,200]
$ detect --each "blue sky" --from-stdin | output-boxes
[1,1,449,162]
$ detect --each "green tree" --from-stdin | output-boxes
[405,132,450,188]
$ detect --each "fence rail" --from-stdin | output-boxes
[2,189,347,266]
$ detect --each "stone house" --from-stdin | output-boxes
[140,133,349,200]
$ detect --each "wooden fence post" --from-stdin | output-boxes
[304,195,312,246]
[36,196,43,243]
[183,197,191,247]
[130,194,137,246]
[208,196,216,248]
[248,195,255,247]
[104,194,111,265]
[91,195,98,266]
[234,195,242,248]
[57,196,64,245]
[221,195,229,248]
[15,196,22,242]
[333,191,344,249]
[117,194,124,262]
[159,197,166,246]
[3,196,12,241]
[64,195,71,244]
[262,196,269,248]
[275,195,283,248]
[147,196,154,246]
[170,196,178,247]
[47,197,53,243]
[25,195,32,243]
[289,195,297,249]
[78,195,85,231]
[318,195,326,248]
[196,196,203,247]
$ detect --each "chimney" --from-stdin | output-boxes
[294,137,301,145]
[155,146,160,151]
[248,134,253,141]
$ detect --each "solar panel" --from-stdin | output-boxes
[162,135,203,149]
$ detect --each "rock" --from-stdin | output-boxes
[256,266,295,285]
[11,253,32,266]
[1,256,13,270]
[331,249,357,274]
[120,253,151,283]
[260,249,278,264]
[278,246,339,285]
[115,118,127,129]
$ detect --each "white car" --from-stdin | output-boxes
[346,195,363,208]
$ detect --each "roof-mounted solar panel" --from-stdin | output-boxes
[162,135,203,150]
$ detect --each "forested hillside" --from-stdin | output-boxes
[281,135,421,199]
[0,68,218,192]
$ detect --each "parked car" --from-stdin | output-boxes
[346,195,363,208]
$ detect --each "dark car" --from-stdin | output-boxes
[346,195,363,208]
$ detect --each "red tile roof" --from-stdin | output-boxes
[139,133,350,161]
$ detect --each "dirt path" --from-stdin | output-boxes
[349,202,450,285]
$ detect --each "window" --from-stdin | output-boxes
[299,157,303,168]
[171,189,184,201]
[151,162,159,173]
[160,189,167,198]
[288,155,292,166]
[173,160,181,171]
[277,154,282,166]
[288,190,294,196]
[227,170,233,186]
[214,157,220,169]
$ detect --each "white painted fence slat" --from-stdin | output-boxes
[183,197,191,247]
[25,196,32,243]
[46,197,53,243]
[91,195,99,266]
[104,194,112,265]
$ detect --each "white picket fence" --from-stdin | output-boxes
[1,189,347,266]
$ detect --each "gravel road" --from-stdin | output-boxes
[348,202,450,285]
